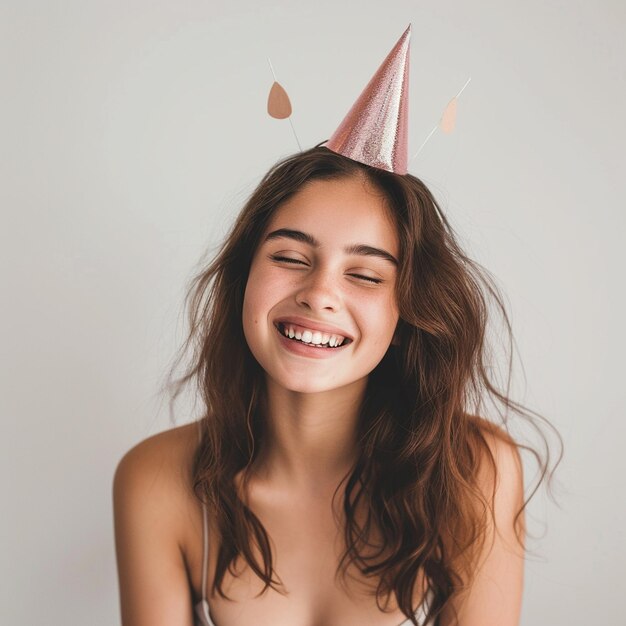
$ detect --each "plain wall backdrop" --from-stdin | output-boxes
[1,1,624,624]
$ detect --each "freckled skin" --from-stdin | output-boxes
[242,176,400,395]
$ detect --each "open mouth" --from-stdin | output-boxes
[274,322,353,349]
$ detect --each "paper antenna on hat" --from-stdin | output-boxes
[267,58,302,151]
[265,25,470,174]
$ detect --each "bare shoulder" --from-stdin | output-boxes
[438,416,526,626]
[113,423,199,504]
[467,414,524,498]
[113,421,202,556]
[112,422,201,625]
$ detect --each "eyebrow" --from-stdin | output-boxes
[263,228,398,266]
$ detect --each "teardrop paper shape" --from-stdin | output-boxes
[440,97,458,134]
[267,81,292,119]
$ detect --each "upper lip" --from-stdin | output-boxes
[273,316,354,342]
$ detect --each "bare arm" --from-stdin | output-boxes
[113,433,195,626]
[440,432,526,626]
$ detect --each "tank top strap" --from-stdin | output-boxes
[196,421,210,603]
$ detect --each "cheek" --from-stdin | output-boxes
[370,296,400,343]
[242,265,285,329]
[242,264,261,332]
[242,282,265,358]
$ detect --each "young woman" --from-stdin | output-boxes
[113,146,558,626]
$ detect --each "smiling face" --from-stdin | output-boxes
[242,174,400,395]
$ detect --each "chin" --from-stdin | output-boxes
[272,376,341,395]
[271,369,368,396]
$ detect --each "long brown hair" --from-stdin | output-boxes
[165,145,562,625]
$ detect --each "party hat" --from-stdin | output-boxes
[325,24,411,174]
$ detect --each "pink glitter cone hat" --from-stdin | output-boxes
[325,24,411,175]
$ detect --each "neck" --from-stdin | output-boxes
[251,376,367,497]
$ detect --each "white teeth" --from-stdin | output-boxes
[280,323,346,348]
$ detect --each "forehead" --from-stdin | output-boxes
[264,177,399,255]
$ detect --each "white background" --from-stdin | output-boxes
[1,1,624,624]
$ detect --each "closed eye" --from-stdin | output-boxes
[269,255,383,284]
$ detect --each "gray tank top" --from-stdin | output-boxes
[192,422,434,626]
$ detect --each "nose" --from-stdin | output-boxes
[294,266,342,312]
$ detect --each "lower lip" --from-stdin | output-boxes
[274,324,350,359]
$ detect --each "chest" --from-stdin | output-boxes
[186,494,426,626]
